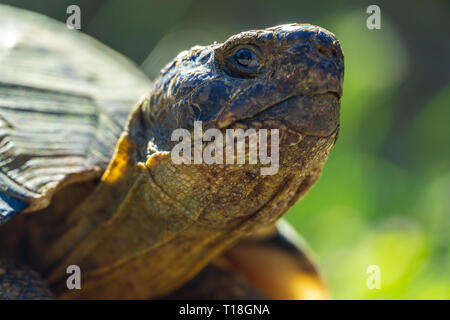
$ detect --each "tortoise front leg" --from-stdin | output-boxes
[164,264,265,300]
[0,260,53,300]
[165,220,328,300]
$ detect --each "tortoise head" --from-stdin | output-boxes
[144,24,343,143]
[133,23,343,231]
[73,24,344,299]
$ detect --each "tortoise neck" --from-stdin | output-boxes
[31,134,141,272]
[41,132,229,299]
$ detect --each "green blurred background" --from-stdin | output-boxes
[2,0,449,299]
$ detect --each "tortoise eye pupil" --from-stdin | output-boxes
[234,48,259,68]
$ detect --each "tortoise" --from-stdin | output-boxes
[0,5,343,299]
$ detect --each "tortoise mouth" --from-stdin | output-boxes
[327,90,341,99]
[227,91,340,138]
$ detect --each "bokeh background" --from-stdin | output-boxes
[2,0,448,299]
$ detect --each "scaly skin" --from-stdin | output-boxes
[0,260,53,299]
[2,24,343,299]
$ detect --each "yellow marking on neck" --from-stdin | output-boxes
[102,135,133,183]
[144,151,171,169]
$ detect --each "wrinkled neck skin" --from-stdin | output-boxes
[39,95,336,299]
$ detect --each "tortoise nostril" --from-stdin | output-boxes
[318,46,340,59]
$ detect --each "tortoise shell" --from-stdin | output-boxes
[0,5,151,222]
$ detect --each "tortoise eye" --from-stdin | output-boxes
[221,45,263,78]
[234,48,259,68]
